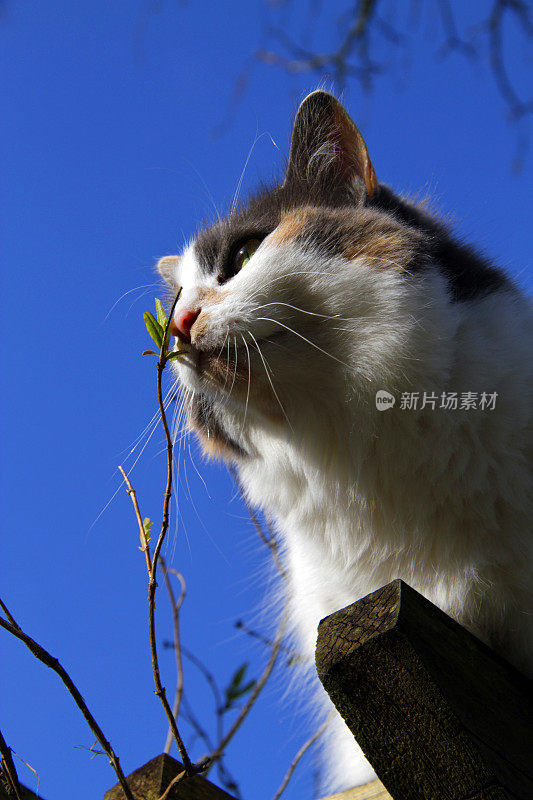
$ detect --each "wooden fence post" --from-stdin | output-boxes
[103,754,237,800]
[315,580,533,800]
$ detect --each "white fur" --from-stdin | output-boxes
[169,235,533,790]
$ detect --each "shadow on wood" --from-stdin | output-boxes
[104,754,237,800]
[315,580,532,800]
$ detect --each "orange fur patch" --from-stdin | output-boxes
[269,207,313,246]
[344,228,411,269]
[190,288,227,340]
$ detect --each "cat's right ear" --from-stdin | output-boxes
[283,91,377,204]
[156,255,180,285]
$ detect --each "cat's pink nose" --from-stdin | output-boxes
[170,308,201,343]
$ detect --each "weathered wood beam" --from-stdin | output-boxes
[315,580,533,800]
[318,779,392,800]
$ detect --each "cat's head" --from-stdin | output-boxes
[157,91,441,460]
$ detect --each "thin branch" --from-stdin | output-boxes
[155,756,211,800]
[161,559,186,754]
[0,599,19,629]
[0,604,134,800]
[182,646,226,746]
[10,752,39,798]
[270,719,329,800]
[437,0,476,58]
[179,693,242,795]
[180,694,216,754]
[118,464,152,574]
[488,0,533,120]
[235,619,302,665]
[258,0,382,89]
[0,727,23,800]
[229,465,287,580]
[178,646,225,727]
[157,768,187,800]
[255,0,533,165]
[207,613,287,769]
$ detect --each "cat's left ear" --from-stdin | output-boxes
[156,255,180,285]
[284,91,377,203]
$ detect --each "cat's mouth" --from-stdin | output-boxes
[177,331,288,407]
[181,331,285,373]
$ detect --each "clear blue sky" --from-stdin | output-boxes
[1,2,532,799]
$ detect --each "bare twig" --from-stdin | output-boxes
[175,646,226,747]
[157,768,187,800]
[0,727,23,800]
[235,619,302,665]
[155,757,211,800]
[206,613,287,769]
[74,739,105,759]
[270,719,329,800]
[0,599,19,629]
[437,0,476,58]
[179,695,241,797]
[487,0,533,120]
[256,0,533,165]
[10,752,39,798]
[0,602,134,800]
[161,559,186,754]
[229,465,287,580]
[118,464,152,574]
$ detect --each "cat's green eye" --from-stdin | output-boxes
[234,239,261,273]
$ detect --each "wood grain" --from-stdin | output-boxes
[315,580,532,800]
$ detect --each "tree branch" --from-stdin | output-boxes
[207,613,287,768]
[0,603,134,800]
[270,719,329,800]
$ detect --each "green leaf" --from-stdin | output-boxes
[142,350,159,356]
[142,517,152,545]
[143,312,164,348]
[155,298,167,328]
[230,663,247,689]
[229,680,256,702]
[166,351,183,361]
[224,663,256,709]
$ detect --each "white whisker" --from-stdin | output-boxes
[250,301,345,320]
[231,130,278,213]
[228,335,239,398]
[247,330,293,431]
[240,333,252,433]
[256,316,356,373]
[104,283,159,321]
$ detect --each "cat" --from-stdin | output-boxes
[156,90,533,790]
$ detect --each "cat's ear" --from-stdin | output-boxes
[284,91,377,203]
[156,255,180,285]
